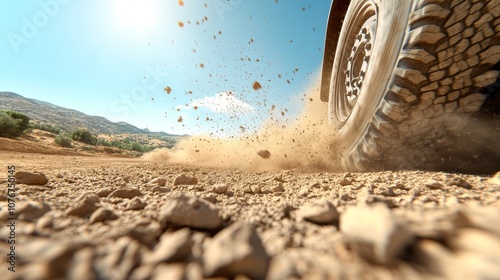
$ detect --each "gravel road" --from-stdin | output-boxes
[1,152,499,279]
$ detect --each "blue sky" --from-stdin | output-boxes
[0,0,331,136]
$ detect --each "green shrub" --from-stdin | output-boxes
[4,111,30,132]
[71,129,97,145]
[54,134,73,148]
[30,123,61,134]
[0,111,27,138]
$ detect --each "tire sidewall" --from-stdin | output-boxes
[328,0,414,167]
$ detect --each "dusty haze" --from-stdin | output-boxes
[143,85,342,171]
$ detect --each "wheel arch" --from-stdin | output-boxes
[320,0,351,102]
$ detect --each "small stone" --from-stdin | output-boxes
[203,223,270,279]
[18,239,84,279]
[89,208,118,224]
[173,174,198,186]
[425,180,444,189]
[94,237,143,279]
[130,264,157,280]
[159,193,222,230]
[128,222,163,246]
[359,194,396,208]
[56,173,64,179]
[15,171,48,185]
[66,194,100,218]
[448,177,472,189]
[17,201,51,222]
[274,175,286,183]
[67,247,97,280]
[250,185,262,194]
[144,228,192,264]
[257,150,271,159]
[487,171,500,186]
[152,264,185,280]
[270,183,285,193]
[36,215,54,229]
[108,188,143,199]
[341,204,413,265]
[211,183,229,194]
[297,200,338,225]
[377,186,396,197]
[202,194,218,204]
[96,189,113,197]
[339,178,352,186]
[152,178,167,186]
[151,186,169,193]
[127,197,147,210]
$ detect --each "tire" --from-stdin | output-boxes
[327,0,500,171]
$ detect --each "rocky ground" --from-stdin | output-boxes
[1,151,500,280]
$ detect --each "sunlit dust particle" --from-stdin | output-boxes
[194,106,198,110]
[204,16,208,20]
[164,86,172,94]
[177,116,183,122]
[178,21,184,27]
[281,111,285,116]
[252,82,262,90]
[178,0,184,6]
[200,63,204,68]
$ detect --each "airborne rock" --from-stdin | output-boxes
[258,149,271,159]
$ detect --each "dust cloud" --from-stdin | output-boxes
[143,85,341,172]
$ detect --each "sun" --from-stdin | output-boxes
[110,0,161,33]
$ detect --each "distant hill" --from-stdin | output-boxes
[0,91,180,136]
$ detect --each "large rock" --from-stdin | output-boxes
[66,194,101,218]
[15,171,48,185]
[159,193,222,230]
[203,223,270,279]
[94,237,143,279]
[17,201,51,222]
[143,228,192,264]
[341,204,413,265]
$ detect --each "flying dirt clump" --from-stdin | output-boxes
[143,85,342,172]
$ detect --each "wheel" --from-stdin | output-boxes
[327,0,500,171]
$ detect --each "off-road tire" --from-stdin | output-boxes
[328,0,500,171]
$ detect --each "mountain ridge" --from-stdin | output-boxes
[0,91,180,136]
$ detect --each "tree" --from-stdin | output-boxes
[0,110,30,138]
[70,129,97,145]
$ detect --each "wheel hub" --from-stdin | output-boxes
[344,16,376,107]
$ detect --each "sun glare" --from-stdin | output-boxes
[110,0,161,33]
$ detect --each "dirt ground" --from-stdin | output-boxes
[0,148,499,280]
